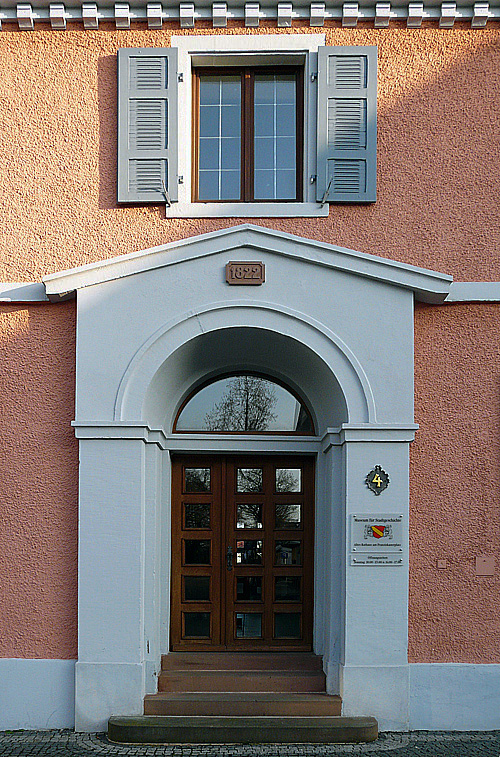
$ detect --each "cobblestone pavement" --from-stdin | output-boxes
[0,731,499,757]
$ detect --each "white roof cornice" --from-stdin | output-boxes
[0,1,496,28]
[42,223,453,303]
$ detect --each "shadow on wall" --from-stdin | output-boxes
[0,302,78,659]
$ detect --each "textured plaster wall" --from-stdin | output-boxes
[0,23,499,661]
[0,303,77,658]
[411,303,500,663]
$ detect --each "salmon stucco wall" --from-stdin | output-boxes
[0,302,77,659]
[0,23,499,662]
[411,302,500,663]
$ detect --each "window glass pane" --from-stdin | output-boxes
[220,170,240,200]
[275,540,302,565]
[237,468,263,493]
[276,170,296,199]
[184,540,211,564]
[237,503,263,529]
[176,375,313,433]
[198,75,241,201]
[274,612,301,639]
[236,613,262,638]
[254,74,296,201]
[184,576,210,601]
[275,576,301,601]
[275,504,301,529]
[237,576,263,601]
[184,503,210,529]
[276,469,301,493]
[184,612,210,637]
[185,468,211,492]
[236,540,263,564]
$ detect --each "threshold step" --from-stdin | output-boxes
[161,653,323,671]
[108,715,378,744]
[144,692,342,716]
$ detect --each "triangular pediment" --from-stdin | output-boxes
[43,224,452,303]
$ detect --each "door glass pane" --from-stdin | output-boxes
[237,503,263,529]
[275,503,301,529]
[184,540,211,564]
[254,74,296,201]
[184,503,210,529]
[236,540,263,564]
[274,612,301,639]
[275,576,301,601]
[184,612,210,637]
[275,468,301,493]
[236,576,263,601]
[236,613,262,638]
[184,576,210,601]
[237,468,263,493]
[275,540,301,565]
[185,468,211,492]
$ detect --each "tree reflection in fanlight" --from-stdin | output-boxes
[175,374,313,433]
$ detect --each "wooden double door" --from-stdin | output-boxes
[171,455,314,650]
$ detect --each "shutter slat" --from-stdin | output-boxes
[317,46,377,203]
[118,48,178,203]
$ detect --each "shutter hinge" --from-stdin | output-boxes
[178,175,184,184]
[310,175,317,184]
[310,72,317,82]
[178,73,184,82]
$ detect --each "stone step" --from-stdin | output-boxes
[108,715,378,744]
[161,652,323,671]
[144,692,342,716]
[158,669,326,693]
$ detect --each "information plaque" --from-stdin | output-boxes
[350,554,404,567]
[350,514,403,555]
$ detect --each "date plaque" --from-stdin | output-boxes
[226,261,265,285]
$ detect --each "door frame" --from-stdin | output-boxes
[170,453,315,652]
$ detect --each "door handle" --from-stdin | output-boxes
[226,544,233,571]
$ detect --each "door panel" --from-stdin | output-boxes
[171,455,314,651]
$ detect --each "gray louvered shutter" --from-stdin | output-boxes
[117,48,178,203]
[316,46,377,203]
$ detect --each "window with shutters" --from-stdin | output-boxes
[117,38,376,216]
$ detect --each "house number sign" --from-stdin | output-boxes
[226,261,265,285]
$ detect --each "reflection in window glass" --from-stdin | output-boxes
[184,612,210,637]
[274,612,301,639]
[275,540,301,565]
[184,540,211,565]
[236,576,263,601]
[185,468,211,492]
[275,504,301,529]
[184,503,211,529]
[184,576,210,601]
[275,576,301,601]
[237,468,263,493]
[236,540,263,564]
[236,613,262,638]
[175,375,313,433]
[276,468,301,493]
[237,503,263,529]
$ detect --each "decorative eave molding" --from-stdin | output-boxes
[0,0,496,28]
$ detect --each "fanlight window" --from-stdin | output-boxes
[174,375,314,434]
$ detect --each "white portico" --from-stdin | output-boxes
[43,224,452,733]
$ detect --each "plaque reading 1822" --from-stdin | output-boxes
[226,261,265,285]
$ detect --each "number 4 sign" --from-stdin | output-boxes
[365,465,390,495]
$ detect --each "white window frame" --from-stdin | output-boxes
[167,33,328,218]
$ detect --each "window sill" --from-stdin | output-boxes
[164,202,329,218]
